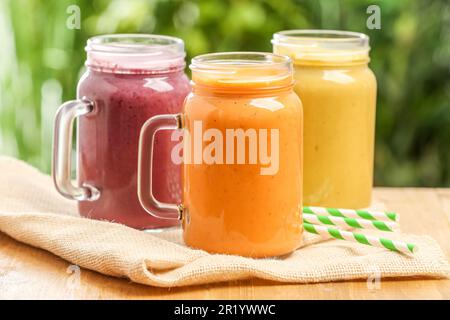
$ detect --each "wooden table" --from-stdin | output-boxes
[0,188,449,300]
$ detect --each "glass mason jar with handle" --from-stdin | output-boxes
[273,30,377,209]
[52,34,191,230]
[138,52,303,257]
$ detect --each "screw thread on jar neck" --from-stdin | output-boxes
[85,34,186,74]
[272,30,370,66]
[189,52,294,94]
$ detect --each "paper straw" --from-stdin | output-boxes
[303,222,417,254]
[303,213,399,232]
[303,206,399,222]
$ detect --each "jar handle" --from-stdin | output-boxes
[138,114,183,220]
[52,99,100,201]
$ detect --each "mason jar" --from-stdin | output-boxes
[53,34,190,229]
[273,30,377,209]
[138,52,303,257]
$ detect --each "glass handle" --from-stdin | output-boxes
[52,99,100,201]
[138,113,183,220]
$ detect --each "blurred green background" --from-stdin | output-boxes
[0,0,449,186]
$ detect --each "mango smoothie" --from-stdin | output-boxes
[182,53,303,257]
[273,30,377,209]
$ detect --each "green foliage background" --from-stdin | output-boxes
[0,0,449,186]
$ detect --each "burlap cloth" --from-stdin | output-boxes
[0,156,448,287]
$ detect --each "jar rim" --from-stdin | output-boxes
[86,34,185,54]
[189,52,294,93]
[190,52,291,71]
[85,34,186,74]
[272,30,370,65]
[272,30,369,48]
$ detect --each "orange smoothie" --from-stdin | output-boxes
[273,30,377,209]
[182,53,303,257]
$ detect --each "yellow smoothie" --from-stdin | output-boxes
[182,53,303,257]
[273,30,377,208]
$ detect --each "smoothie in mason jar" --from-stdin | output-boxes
[56,34,191,230]
[181,53,303,257]
[273,30,376,209]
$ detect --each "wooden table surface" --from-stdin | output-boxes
[0,188,449,300]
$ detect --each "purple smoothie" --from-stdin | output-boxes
[75,35,190,229]
[77,69,189,229]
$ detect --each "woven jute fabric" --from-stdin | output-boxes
[0,156,448,287]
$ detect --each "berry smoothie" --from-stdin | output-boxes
[64,34,192,230]
[77,69,190,229]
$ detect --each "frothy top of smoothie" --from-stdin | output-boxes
[190,52,294,92]
[86,34,186,74]
[273,30,370,66]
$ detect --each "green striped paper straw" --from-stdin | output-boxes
[303,213,399,232]
[303,222,417,255]
[303,206,399,222]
